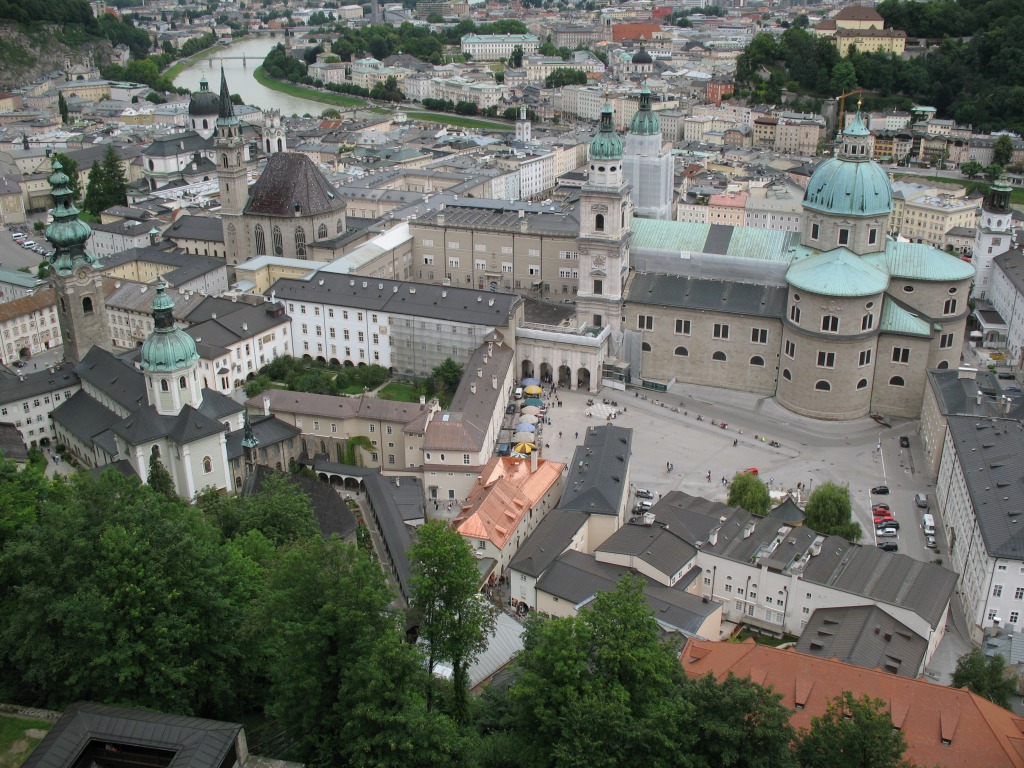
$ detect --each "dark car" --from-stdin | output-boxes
[873,503,890,511]
[1007,387,1022,393]
[899,436,910,448]
[11,360,25,368]
[505,404,517,415]
[877,542,899,552]
[876,520,900,531]
[871,485,889,495]
[998,372,1015,380]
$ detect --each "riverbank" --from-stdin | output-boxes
[163,40,233,80]
[252,67,365,110]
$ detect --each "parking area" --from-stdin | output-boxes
[0,224,51,272]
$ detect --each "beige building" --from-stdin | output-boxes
[0,288,61,366]
[891,180,980,249]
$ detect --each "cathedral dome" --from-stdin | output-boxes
[140,284,199,373]
[189,77,220,117]
[803,111,892,218]
[629,85,660,136]
[632,47,653,65]
[590,102,623,161]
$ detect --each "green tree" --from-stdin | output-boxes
[994,134,1015,166]
[508,574,696,767]
[58,91,69,124]
[430,357,463,396]
[321,107,342,118]
[951,649,1017,709]
[795,691,910,768]
[985,163,1005,182]
[508,44,524,68]
[409,521,496,719]
[803,481,860,541]
[147,448,176,500]
[544,67,588,88]
[727,472,771,516]
[961,159,984,178]
[686,673,797,768]
[240,471,320,546]
[0,453,48,549]
[830,60,858,95]
[52,153,81,202]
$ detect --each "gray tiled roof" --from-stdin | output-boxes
[197,388,244,421]
[413,199,579,237]
[625,272,789,319]
[796,604,928,678]
[508,509,589,577]
[100,246,224,288]
[925,368,1024,420]
[270,274,521,327]
[74,346,146,413]
[165,214,224,243]
[557,424,632,516]
[946,415,1024,561]
[185,303,288,353]
[0,364,79,407]
[245,152,347,218]
[537,550,718,635]
[598,517,697,578]
[142,131,212,157]
[224,415,299,460]
[22,702,241,768]
[363,471,422,600]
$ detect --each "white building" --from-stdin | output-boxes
[461,33,540,61]
[0,363,80,449]
[0,289,62,367]
[971,178,1014,300]
[988,250,1024,362]
[87,218,157,259]
[622,86,674,221]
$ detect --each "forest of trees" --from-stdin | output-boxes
[736,0,1024,133]
[0,454,920,767]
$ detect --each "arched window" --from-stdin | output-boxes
[203,119,208,130]
[595,214,605,232]
[179,376,187,389]
[641,341,652,351]
[272,225,283,256]
[750,355,764,366]
[254,225,266,255]
[265,138,271,153]
[674,346,688,357]
[152,445,160,457]
[937,360,949,369]
[856,378,868,389]
[295,226,306,257]
[221,153,228,168]
[277,138,283,152]
[82,297,93,314]
[782,369,792,381]
[712,351,726,361]
[148,159,154,171]
[160,379,169,392]
[889,376,905,387]
[815,380,831,391]
[202,456,213,474]
[337,218,344,233]
[318,223,328,239]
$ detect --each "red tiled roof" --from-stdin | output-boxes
[681,638,1024,768]
[612,23,663,42]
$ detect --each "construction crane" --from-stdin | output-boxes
[836,88,864,136]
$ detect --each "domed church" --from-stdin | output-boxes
[622,110,975,420]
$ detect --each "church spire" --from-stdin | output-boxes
[242,410,259,478]
[44,160,95,276]
[217,68,237,125]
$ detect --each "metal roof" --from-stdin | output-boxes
[786,248,889,297]
[598,518,698,578]
[557,424,632,516]
[863,241,975,282]
[630,218,798,263]
[625,272,789,318]
[508,509,589,577]
[879,300,932,337]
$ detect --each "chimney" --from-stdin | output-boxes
[263,396,270,416]
[242,322,248,332]
[419,395,426,406]
[395,477,400,486]
[470,381,477,394]
[477,367,482,378]
[518,209,525,219]
[531,447,538,472]
[491,374,498,389]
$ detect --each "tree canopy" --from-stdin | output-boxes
[951,648,1018,709]
[727,472,771,516]
[803,482,861,541]
[795,692,910,768]
[82,145,128,216]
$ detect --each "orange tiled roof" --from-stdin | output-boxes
[681,638,1024,768]
[454,456,565,549]
[612,23,663,42]
[0,287,54,324]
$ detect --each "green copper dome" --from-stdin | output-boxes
[629,85,660,136]
[803,111,892,218]
[140,283,199,373]
[590,101,623,161]
[44,159,95,276]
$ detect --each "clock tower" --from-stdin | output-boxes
[575,102,632,329]
[44,159,112,364]
[215,68,247,265]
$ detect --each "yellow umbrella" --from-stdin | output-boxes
[514,442,536,454]
[523,384,544,395]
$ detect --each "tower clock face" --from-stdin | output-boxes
[77,267,88,279]
[594,254,606,267]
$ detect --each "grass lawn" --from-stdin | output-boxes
[0,715,52,768]
[378,382,421,402]
[337,384,367,395]
[405,112,513,131]
[253,67,365,109]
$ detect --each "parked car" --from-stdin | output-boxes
[876,526,899,537]
[635,488,654,499]
[874,514,894,524]
[899,436,910,448]
[873,503,890,511]
[1007,387,1022,393]
[743,467,759,476]
[914,493,928,509]
[505,404,517,415]
[876,520,900,531]
[877,542,899,552]
[633,501,653,512]
[926,534,937,549]
[21,240,36,248]
[998,372,1016,380]
[11,231,24,240]
[11,359,25,368]
[871,485,889,495]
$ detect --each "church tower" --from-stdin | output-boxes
[44,160,112,364]
[575,102,632,330]
[242,410,259,480]
[139,283,202,416]
[971,175,1013,300]
[215,69,247,265]
[263,109,287,155]
[515,106,531,143]
[622,84,674,220]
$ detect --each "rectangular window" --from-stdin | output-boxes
[448,257,460,268]
[637,315,653,330]
[725,584,732,593]
[713,323,729,340]
[528,265,540,276]
[838,228,850,245]
[1015,587,1024,600]
[811,223,819,240]
[869,228,878,245]
[593,279,603,295]
[313,421,320,431]
[790,305,801,324]
[994,585,1004,597]
[817,351,836,368]
[892,347,910,364]
[785,340,795,358]
[940,333,954,349]
[1012,612,1020,625]
[821,315,839,333]
[463,454,470,465]
[943,298,958,315]
[676,319,691,335]
[502,263,513,273]
[859,349,872,366]
[862,313,874,331]
[751,328,768,344]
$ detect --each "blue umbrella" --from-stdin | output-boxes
[515,422,537,432]
[521,377,540,386]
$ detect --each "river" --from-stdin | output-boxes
[172,36,331,116]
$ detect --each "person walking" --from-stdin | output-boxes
[575,431,579,440]
[706,470,712,483]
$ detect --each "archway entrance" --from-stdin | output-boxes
[539,362,552,384]
[521,360,534,379]
[559,365,572,387]
[576,366,591,391]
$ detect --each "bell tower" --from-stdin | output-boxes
[263,109,287,155]
[215,68,247,265]
[44,160,112,364]
[575,102,632,330]
[971,174,1014,299]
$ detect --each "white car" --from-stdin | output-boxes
[21,240,36,248]
[876,526,899,538]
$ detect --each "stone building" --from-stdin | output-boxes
[621,85,674,221]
